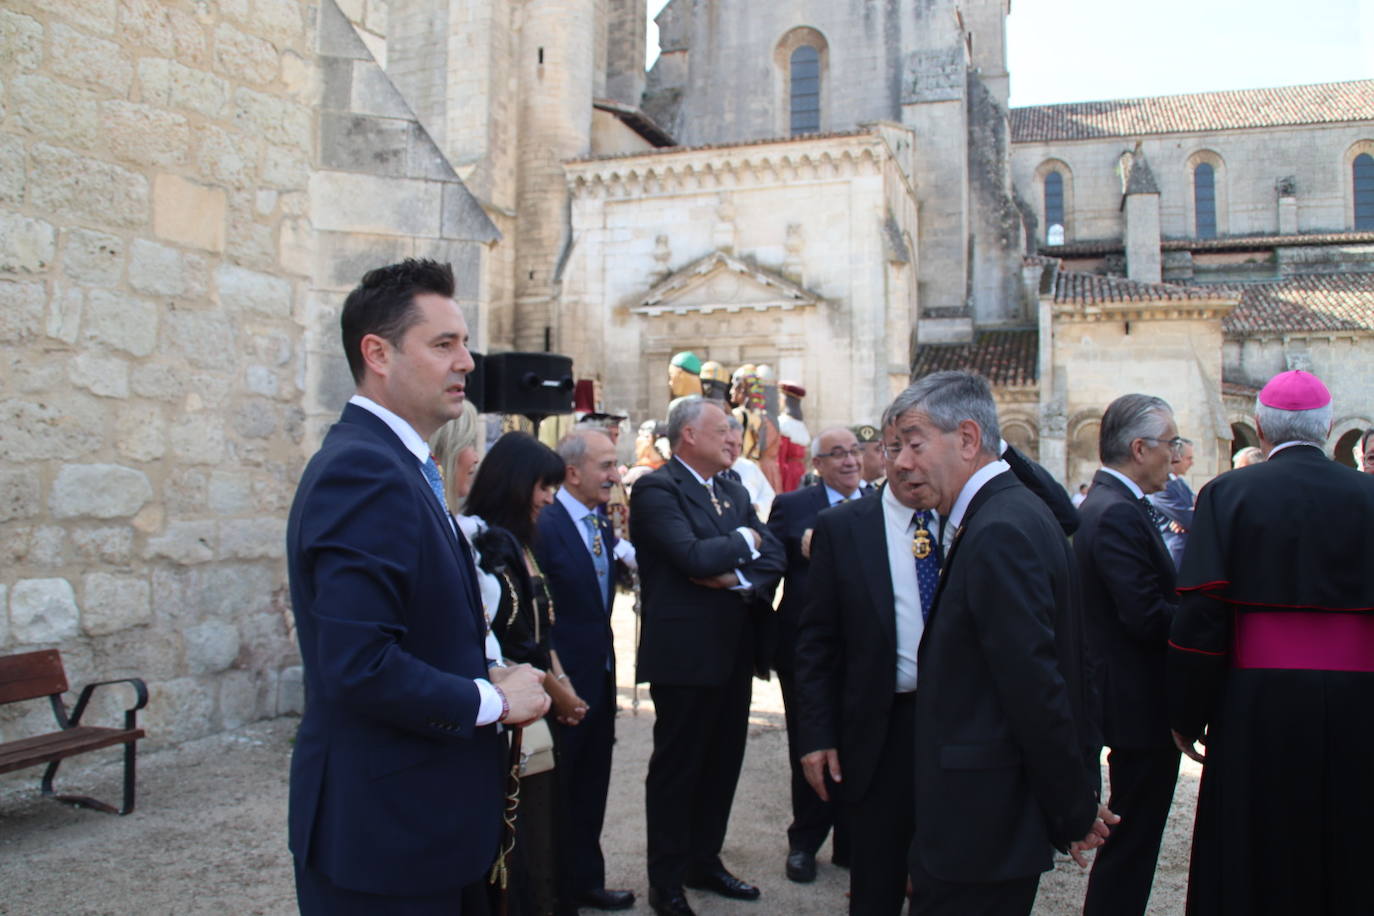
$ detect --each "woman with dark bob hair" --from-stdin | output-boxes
[465,431,588,916]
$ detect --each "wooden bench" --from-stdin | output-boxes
[0,649,148,815]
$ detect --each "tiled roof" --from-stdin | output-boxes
[1222,380,1261,398]
[1011,79,1374,143]
[1223,273,1374,335]
[911,330,1038,388]
[1054,271,1226,305]
[568,128,874,163]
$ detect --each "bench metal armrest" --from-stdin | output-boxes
[69,678,150,731]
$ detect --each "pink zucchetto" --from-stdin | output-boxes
[1258,370,1332,411]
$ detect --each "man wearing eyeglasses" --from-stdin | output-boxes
[1148,437,1196,570]
[764,427,865,885]
[1076,394,1182,916]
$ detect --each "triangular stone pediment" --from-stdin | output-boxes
[635,251,820,316]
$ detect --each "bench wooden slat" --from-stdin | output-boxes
[0,726,145,775]
[0,649,68,704]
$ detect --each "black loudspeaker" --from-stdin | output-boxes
[480,351,575,421]
[464,351,488,413]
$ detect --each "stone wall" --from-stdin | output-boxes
[1012,121,1374,245]
[0,0,317,754]
[563,128,918,429]
[0,0,496,768]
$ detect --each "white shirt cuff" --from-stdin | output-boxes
[734,527,761,560]
[474,678,504,727]
[731,568,752,590]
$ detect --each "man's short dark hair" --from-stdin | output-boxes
[340,259,456,384]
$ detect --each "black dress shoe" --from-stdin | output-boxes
[785,849,817,883]
[684,866,761,900]
[648,885,696,916]
[576,888,636,910]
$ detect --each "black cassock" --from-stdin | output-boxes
[1166,444,1374,915]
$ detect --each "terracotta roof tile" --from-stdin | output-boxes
[1011,80,1374,143]
[1053,271,1224,305]
[912,330,1038,388]
[1222,273,1374,335]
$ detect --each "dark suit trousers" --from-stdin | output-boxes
[645,641,754,889]
[847,692,915,916]
[554,670,616,898]
[909,857,1038,916]
[1083,745,1181,916]
[778,668,848,858]
[295,859,490,915]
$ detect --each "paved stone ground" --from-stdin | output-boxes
[0,599,1199,915]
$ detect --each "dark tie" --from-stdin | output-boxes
[912,510,942,623]
[1138,496,1166,528]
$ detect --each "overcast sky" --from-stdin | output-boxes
[645,0,1373,107]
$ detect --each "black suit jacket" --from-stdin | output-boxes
[1075,470,1179,748]
[630,459,785,687]
[286,404,503,895]
[793,492,902,802]
[1002,443,1080,537]
[764,483,835,673]
[535,498,618,706]
[913,471,1098,884]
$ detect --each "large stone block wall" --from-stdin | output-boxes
[0,0,317,755]
[0,0,497,769]
[1012,122,1374,244]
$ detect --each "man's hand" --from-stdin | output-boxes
[1172,728,1206,763]
[800,528,814,560]
[490,664,550,727]
[800,748,842,802]
[690,571,741,589]
[1068,803,1120,868]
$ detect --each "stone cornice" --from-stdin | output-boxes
[635,250,820,316]
[1050,299,1238,323]
[566,130,892,198]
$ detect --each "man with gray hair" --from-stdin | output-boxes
[631,396,785,916]
[1168,370,1374,914]
[1075,394,1183,916]
[887,371,1109,914]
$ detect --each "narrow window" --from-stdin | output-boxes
[1044,171,1065,245]
[789,46,820,136]
[1195,163,1217,238]
[1355,153,1374,230]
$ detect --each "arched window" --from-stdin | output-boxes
[1356,153,1374,230]
[1194,162,1217,238]
[1044,171,1065,245]
[789,45,820,136]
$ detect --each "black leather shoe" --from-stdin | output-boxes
[576,888,636,910]
[684,867,761,900]
[648,885,695,916]
[785,849,817,883]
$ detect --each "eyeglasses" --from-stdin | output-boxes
[820,446,863,460]
[1140,436,1190,457]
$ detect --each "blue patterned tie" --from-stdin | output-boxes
[913,510,942,623]
[420,455,447,511]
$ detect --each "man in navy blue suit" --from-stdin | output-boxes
[764,426,863,884]
[537,428,637,914]
[286,259,549,914]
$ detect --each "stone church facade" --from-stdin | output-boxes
[0,0,1369,749]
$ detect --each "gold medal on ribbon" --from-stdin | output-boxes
[912,527,933,560]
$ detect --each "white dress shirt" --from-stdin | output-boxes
[347,394,504,727]
[946,458,1013,535]
[1267,440,1316,459]
[1099,465,1145,500]
[881,484,940,693]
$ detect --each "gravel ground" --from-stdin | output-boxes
[0,597,1199,915]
